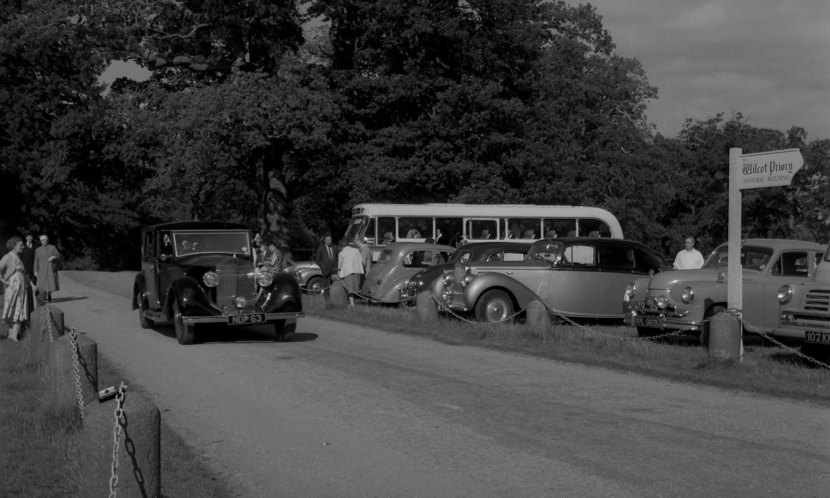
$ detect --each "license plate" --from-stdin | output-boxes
[634,315,661,329]
[805,331,830,345]
[228,313,265,326]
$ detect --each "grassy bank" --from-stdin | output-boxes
[0,341,234,498]
[305,292,830,406]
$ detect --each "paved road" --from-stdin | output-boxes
[53,272,830,497]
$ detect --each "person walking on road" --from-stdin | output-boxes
[34,234,61,303]
[673,236,704,270]
[1,237,31,341]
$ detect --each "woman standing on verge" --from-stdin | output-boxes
[260,236,286,275]
[337,239,364,307]
[34,234,60,303]
[1,237,31,341]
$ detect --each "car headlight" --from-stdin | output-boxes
[257,271,274,287]
[655,295,668,309]
[777,284,793,304]
[203,271,219,287]
[442,273,455,287]
[681,286,694,303]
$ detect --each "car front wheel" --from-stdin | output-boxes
[172,300,196,345]
[475,289,514,323]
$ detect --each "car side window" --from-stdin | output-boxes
[562,244,596,266]
[598,245,634,271]
[143,232,155,262]
[772,251,810,277]
[503,251,526,262]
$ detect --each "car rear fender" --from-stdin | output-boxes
[464,272,539,312]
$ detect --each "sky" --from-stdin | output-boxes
[578,0,830,140]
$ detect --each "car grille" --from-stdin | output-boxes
[804,289,830,313]
[215,264,258,313]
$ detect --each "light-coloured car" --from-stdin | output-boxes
[624,239,826,341]
[360,242,454,304]
[780,245,830,356]
[442,237,664,322]
[286,261,324,292]
[400,241,532,305]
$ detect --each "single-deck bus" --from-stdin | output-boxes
[343,204,623,249]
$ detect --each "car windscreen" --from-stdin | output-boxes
[526,241,564,263]
[172,231,251,257]
[701,245,774,272]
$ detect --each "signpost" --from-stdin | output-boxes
[727,148,804,312]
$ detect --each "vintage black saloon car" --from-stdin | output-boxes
[132,222,303,344]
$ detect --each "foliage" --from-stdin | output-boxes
[0,0,828,269]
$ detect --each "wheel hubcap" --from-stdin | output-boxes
[487,300,509,322]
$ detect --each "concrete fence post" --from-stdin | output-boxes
[525,301,552,342]
[76,390,161,498]
[415,292,439,323]
[45,333,98,415]
[325,281,349,309]
[708,312,743,361]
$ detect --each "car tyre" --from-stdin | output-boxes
[274,320,296,342]
[475,289,514,323]
[700,304,726,346]
[137,293,153,329]
[172,300,196,345]
[306,276,323,293]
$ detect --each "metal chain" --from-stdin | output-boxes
[108,382,127,498]
[69,328,85,420]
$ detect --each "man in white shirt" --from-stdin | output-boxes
[673,237,704,270]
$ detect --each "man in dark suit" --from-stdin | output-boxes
[314,234,337,287]
[20,234,37,284]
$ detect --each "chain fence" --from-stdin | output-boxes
[108,381,128,498]
[68,327,85,420]
[40,302,56,343]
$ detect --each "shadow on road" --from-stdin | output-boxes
[143,323,318,344]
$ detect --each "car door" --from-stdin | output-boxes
[744,250,814,331]
[141,230,161,309]
[539,242,603,317]
[595,243,645,318]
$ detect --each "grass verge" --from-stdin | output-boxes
[305,292,830,406]
[0,340,235,498]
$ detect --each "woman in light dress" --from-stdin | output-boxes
[1,237,31,341]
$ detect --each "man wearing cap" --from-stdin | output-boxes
[34,234,61,303]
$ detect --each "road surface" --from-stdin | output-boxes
[51,272,830,497]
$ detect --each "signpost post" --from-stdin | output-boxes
[727,147,804,312]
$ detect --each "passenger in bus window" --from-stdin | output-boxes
[545,230,557,239]
[480,229,491,239]
[382,232,395,245]
[406,228,420,239]
[523,229,535,239]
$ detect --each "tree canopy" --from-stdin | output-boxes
[1,0,827,269]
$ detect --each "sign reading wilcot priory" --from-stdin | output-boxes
[739,148,804,190]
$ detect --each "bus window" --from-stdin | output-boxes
[436,217,463,245]
[363,217,376,244]
[466,219,498,240]
[504,218,541,239]
[399,216,431,240]
[378,217,396,244]
[543,219,575,238]
[344,216,368,243]
[578,219,611,238]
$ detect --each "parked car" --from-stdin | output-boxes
[442,237,664,322]
[360,242,454,304]
[779,244,830,357]
[401,241,532,305]
[624,239,826,341]
[132,222,303,345]
[287,260,324,292]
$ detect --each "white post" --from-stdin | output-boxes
[727,148,742,313]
